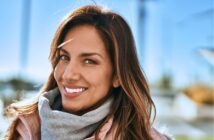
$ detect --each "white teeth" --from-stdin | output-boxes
[65,87,86,93]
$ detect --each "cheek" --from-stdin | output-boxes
[54,65,63,82]
[89,67,113,88]
[54,67,57,80]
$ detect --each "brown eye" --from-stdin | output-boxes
[59,55,69,61]
[84,59,97,64]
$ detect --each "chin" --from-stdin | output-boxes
[62,100,81,113]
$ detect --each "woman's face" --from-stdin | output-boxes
[54,25,117,115]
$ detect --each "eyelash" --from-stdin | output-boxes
[84,59,97,65]
[59,54,69,61]
[59,54,97,65]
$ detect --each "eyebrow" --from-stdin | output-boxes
[81,53,103,59]
[59,48,69,55]
[59,48,103,59]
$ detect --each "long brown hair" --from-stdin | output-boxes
[6,5,156,140]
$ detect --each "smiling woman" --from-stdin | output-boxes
[55,25,117,115]
[4,5,171,140]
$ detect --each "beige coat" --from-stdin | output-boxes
[5,111,170,140]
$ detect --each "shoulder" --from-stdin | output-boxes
[5,110,40,140]
[86,117,174,140]
[4,116,19,140]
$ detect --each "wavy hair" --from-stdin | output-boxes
[6,5,156,140]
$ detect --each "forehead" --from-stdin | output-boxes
[58,25,108,55]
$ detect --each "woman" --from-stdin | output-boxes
[5,5,171,140]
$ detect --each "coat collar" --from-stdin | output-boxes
[16,111,116,140]
[16,111,171,140]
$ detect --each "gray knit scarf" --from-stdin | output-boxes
[38,88,113,140]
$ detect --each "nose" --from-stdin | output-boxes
[62,61,81,83]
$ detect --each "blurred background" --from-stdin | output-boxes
[0,0,213,139]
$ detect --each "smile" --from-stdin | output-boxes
[65,87,87,93]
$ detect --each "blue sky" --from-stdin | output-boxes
[0,0,213,87]
[0,0,140,82]
[143,0,214,87]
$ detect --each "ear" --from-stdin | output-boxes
[112,75,120,88]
